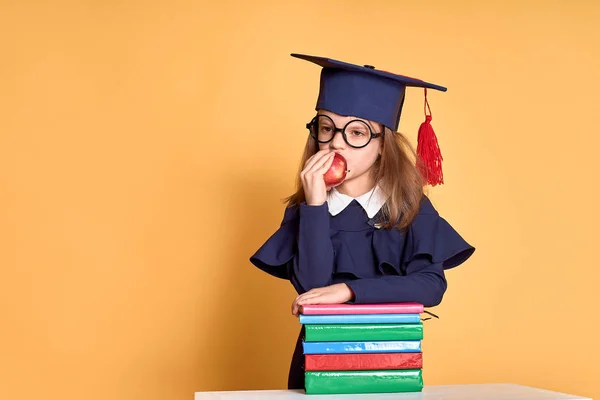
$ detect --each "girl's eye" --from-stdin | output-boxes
[346,121,370,137]
[321,126,333,133]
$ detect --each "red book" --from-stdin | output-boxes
[305,352,423,371]
[300,302,424,315]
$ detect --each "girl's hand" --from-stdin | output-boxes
[291,283,355,316]
[300,150,336,206]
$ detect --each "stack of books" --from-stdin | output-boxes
[299,302,426,394]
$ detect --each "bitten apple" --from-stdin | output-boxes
[323,153,348,186]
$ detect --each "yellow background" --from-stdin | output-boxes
[1,1,599,399]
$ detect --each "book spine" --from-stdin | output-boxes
[305,353,423,371]
[304,323,423,342]
[305,370,423,394]
[302,340,421,354]
[300,302,424,315]
[299,313,421,325]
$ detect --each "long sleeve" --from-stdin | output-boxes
[344,256,447,307]
[249,202,336,294]
[290,203,335,293]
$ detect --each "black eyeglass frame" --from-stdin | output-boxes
[305,114,384,149]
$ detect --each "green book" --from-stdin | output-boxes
[304,323,423,342]
[305,369,423,394]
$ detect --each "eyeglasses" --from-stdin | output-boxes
[306,114,384,149]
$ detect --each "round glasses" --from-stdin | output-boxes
[306,114,383,149]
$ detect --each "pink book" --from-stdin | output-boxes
[299,302,424,315]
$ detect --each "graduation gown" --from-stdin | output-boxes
[249,193,475,389]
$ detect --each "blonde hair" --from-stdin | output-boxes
[284,127,425,231]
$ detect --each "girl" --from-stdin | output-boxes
[249,53,475,390]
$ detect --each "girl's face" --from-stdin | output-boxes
[316,109,383,187]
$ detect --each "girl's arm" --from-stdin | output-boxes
[344,256,447,307]
[289,202,335,293]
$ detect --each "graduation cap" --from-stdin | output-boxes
[291,53,447,186]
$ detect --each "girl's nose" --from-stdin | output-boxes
[330,130,346,150]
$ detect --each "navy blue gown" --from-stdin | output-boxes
[249,195,475,389]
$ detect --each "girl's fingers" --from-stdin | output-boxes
[316,152,336,173]
[293,293,321,309]
[302,150,331,173]
[309,152,335,173]
[297,293,322,304]
[292,291,323,315]
[298,295,325,306]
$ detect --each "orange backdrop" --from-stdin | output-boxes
[1,1,599,400]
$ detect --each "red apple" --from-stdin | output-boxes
[323,153,348,186]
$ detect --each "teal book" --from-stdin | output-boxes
[304,369,423,394]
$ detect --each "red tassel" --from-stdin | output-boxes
[417,88,444,186]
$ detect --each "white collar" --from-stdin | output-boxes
[327,185,387,218]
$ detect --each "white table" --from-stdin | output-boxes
[194,384,592,399]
